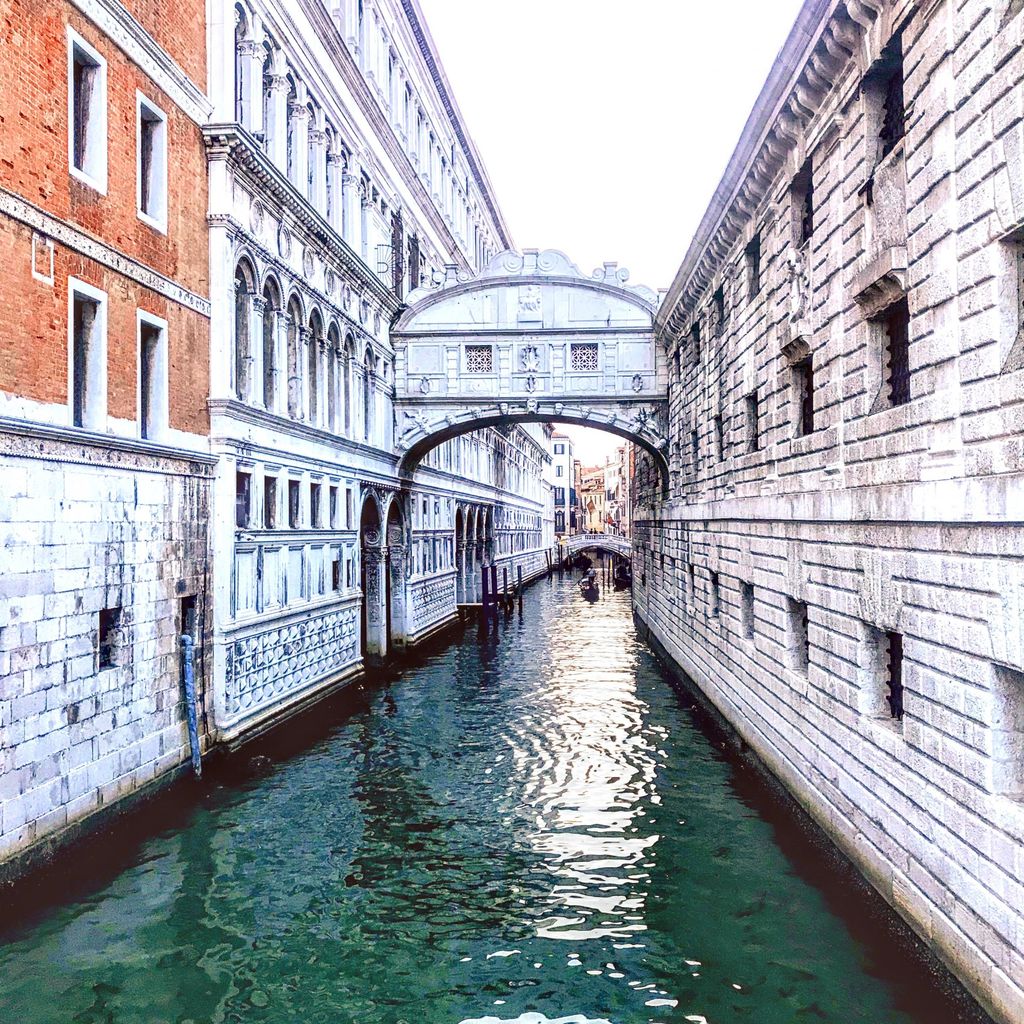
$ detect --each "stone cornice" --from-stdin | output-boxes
[70,0,211,125]
[209,398,400,464]
[657,0,888,339]
[204,125,401,316]
[0,187,211,316]
[294,0,502,271]
[0,416,215,474]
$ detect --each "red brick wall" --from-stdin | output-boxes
[0,0,208,294]
[0,219,209,435]
[122,0,207,90]
[0,0,209,436]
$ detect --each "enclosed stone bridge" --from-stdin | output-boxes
[562,532,632,559]
[391,250,668,484]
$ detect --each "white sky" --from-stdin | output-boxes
[419,0,805,462]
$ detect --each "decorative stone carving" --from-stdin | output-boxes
[632,374,644,393]
[520,344,540,372]
[525,374,537,393]
[518,285,542,319]
[786,250,810,325]
[224,608,359,718]
[324,267,335,296]
[277,225,292,259]
[419,375,431,394]
[303,248,315,279]
[250,200,264,234]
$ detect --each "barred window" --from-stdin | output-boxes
[465,344,493,373]
[571,343,599,371]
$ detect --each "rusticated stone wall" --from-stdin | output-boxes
[636,1,1024,1022]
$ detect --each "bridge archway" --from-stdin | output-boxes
[391,249,669,490]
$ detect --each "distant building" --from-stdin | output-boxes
[551,431,575,536]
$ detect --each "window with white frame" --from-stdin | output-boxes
[68,278,107,430]
[68,29,107,192]
[137,93,167,230]
[137,310,168,441]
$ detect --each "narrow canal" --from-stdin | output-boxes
[0,579,991,1024]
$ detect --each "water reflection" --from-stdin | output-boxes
[0,580,993,1024]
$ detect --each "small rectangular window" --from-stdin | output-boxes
[68,29,107,192]
[346,488,354,529]
[137,93,167,230]
[98,606,121,669]
[886,630,905,720]
[69,279,107,430]
[792,157,814,248]
[708,571,720,619]
[329,485,339,528]
[745,233,762,299]
[554,443,565,455]
[793,356,815,437]
[689,321,701,364]
[310,482,322,528]
[289,479,301,528]
[883,298,911,407]
[740,581,755,639]
[570,343,600,371]
[235,471,252,528]
[713,413,724,461]
[788,597,810,674]
[179,595,197,641]
[138,312,167,441]
[690,428,699,473]
[876,35,905,161]
[263,476,277,528]
[713,284,726,336]
[744,390,760,453]
[332,555,342,591]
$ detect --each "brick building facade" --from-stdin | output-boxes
[633,1,1024,1021]
[0,0,213,874]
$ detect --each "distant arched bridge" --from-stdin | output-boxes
[561,533,632,559]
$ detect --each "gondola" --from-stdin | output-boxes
[578,575,599,599]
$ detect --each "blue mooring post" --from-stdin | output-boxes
[180,634,202,778]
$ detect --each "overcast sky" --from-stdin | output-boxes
[419,0,805,464]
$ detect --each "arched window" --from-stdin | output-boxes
[262,277,281,410]
[286,295,303,418]
[363,345,375,443]
[308,310,323,424]
[327,324,340,432]
[234,259,256,401]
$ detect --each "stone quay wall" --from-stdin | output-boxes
[636,1,1024,1021]
[0,428,214,874]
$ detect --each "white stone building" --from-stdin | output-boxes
[634,2,1024,1022]
[550,431,575,537]
[206,0,552,744]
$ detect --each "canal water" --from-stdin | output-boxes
[0,578,991,1024]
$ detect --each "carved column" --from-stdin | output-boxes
[287,100,310,191]
[250,295,266,410]
[288,323,307,420]
[236,39,263,132]
[265,75,289,170]
[318,338,329,429]
[308,128,327,213]
[272,308,287,415]
[327,153,345,234]
[342,166,363,254]
[457,543,467,604]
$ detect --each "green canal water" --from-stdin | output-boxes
[0,579,991,1024]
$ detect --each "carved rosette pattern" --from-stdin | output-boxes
[224,608,359,717]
